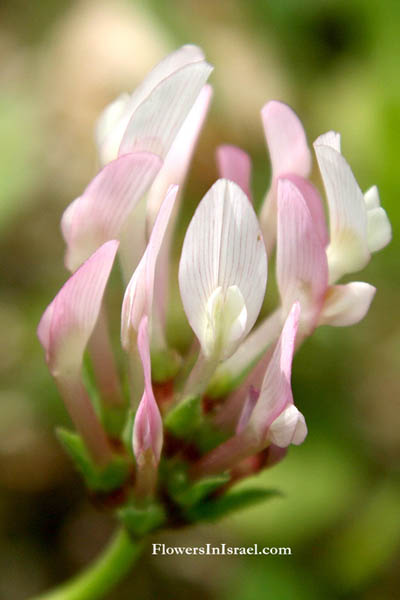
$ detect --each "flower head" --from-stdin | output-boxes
[37,45,390,531]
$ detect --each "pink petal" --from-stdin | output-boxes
[37,240,119,377]
[121,185,178,349]
[247,302,300,442]
[260,101,312,254]
[284,174,329,247]
[133,317,163,465]
[261,101,312,180]
[62,152,162,272]
[216,145,252,200]
[319,282,376,327]
[277,178,329,329]
[236,386,259,434]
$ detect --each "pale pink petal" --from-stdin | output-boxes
[148,85,213,334]
[179,179,268,360]
[146,84,213,230]
[277,178,328,328]
[247,302,300,443]
[96,45,208,165]
[119,60,213,159]
[314,134,370,281]
[121,185,178,349]
[319,282,376,327]
[62,153,162,272]
[37,240,119,377]
[95,93,131,165]
[260,101,312,253]
[216,145,252,200]
[284,174,329,247]
[261,101,312,179]
[269,404,307,447]
[236,386,259,434]
[133,317,163,465]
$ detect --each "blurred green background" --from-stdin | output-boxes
[0,0,399,598]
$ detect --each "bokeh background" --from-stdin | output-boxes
[1,0,399,598]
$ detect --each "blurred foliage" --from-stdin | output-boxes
[0,0,399,598]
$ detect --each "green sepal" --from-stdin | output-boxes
[82,354,102,416]
[206,360,258,399]
[184,487,281,523]
[175,474,230,508]
[164,395,202,438]
[151,348,182,383]
[56,428,129,492]
[118,502,166,537]
[161,460,229,508]
[121,408,136,458]
[102,402,129,438]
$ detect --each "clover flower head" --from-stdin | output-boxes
[38,45,390,527]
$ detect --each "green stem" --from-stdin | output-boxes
[32,528,143,600]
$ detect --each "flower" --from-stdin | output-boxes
[38,46,390,526]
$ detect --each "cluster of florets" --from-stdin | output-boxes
[38,46,390,531]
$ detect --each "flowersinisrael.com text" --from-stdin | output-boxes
[152,544,292,556]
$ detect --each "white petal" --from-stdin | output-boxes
[269,404,307,447]
[364,185,380,209]
[367,207,392,253]
[119,61,213,159]
[179,179,268,360]
[314,140,370,281]
[315,130,341,152]
[95,93,132,165]
[319,282,376,327]
[95,45,208,165]
[364,186,391,252]
[146,84,212,231]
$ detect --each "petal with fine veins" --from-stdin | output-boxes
[277,178,328,329]
[319,282,376,327]
[314,134,370,281]
[62,152,162,272]
[121,185,178,350]
[37,240,119,378]
[179,179,268,360]
[216,145,252,200]
[96,45,209,165]
[119,58,213,159]
[146,84,213,231]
